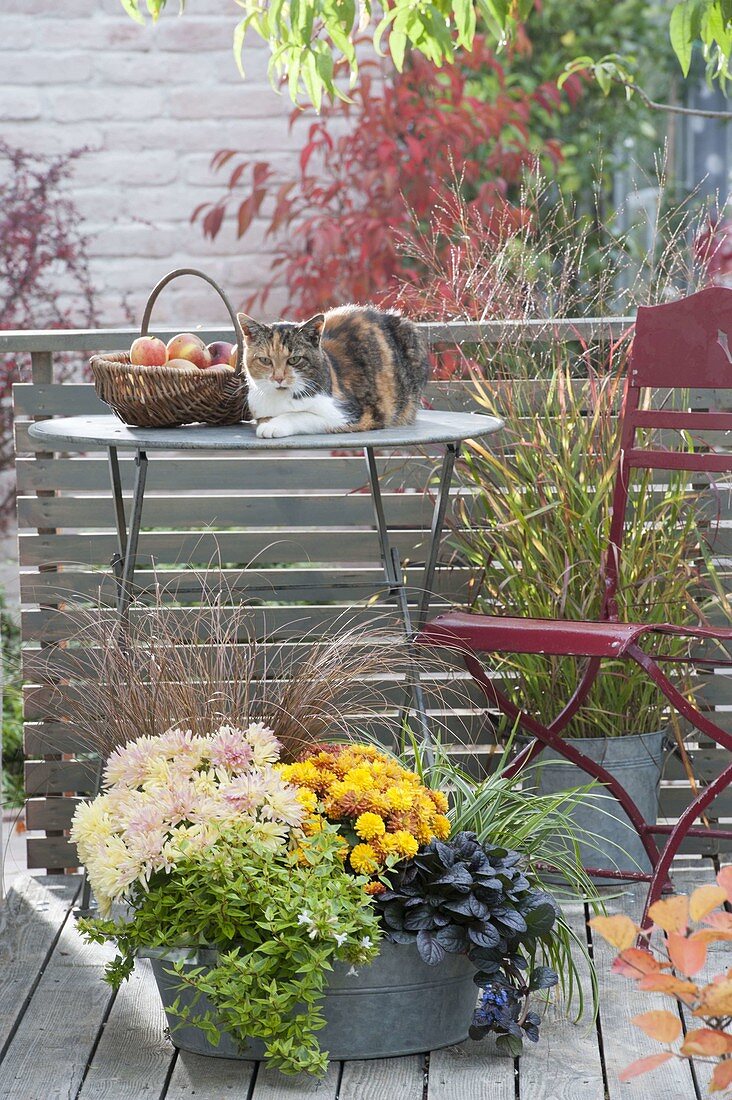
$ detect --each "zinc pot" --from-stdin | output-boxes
[533,730,669,881]
[140,939,477,1060]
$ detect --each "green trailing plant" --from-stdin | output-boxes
[375,830,560,1055]
[80,822,381,1077]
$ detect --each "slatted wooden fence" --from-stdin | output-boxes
[7,318,732,871]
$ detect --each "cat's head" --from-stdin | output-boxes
[237,314,327,395]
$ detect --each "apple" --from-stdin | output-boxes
[207,341,235,366]
[166,358,198,371]
[166,332,212,370]
[130,336,167,367]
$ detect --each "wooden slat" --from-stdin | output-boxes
[16,491,449,531]
[517,899,605,1099]
[249,1061,340,1099]
[590,878,699,1099]
[164,1053,257,1099]
[25,759,98,796]
[25,837,79,870]
[15,454,439,494]
[0,875,79,1054]
[18,529,443,567]
[426,1038,516,1098]
[339,1055,424,1099]
[0,877,115,1100]
[25,797,82,832]
[18,565,472,606]
[76,959,174,1100]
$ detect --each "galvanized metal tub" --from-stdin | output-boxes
[140,940,477,1060]
[533,730,669,881]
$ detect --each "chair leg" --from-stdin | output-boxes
[461,651,663,872]
[639,760,732,930]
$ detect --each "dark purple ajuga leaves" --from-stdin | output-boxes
[374,832,560,1053]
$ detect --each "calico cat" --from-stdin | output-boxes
[237,305,430,438]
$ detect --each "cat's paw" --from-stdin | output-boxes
[257,417,295,438]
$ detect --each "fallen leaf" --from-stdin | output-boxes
[648,895,690,934]
[631,1009,682,1043]
[690,884,728,922]
[680,1028,732,1057]
[589,914,637,950]
[667,932,708,977]
[618,1052,673,1081]
[710,1060,732,1093]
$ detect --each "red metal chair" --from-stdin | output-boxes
[417,287,732,926]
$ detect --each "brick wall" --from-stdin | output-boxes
[1,0,301,325]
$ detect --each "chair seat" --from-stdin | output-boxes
[418,612,657,658]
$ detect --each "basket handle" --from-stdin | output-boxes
[140,267,245,378]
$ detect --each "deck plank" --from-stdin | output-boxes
[426,1039,516,1098]
[0,879,116,1100]
[164,1052,257,1099]
[0,875,79,1056]
[590,879,699,1100]
[249,1061,340,1098]
[517,898,606,1100]
[339,1054,425,1099]
[77,958,174,1100]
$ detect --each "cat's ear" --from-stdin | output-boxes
[299,314,325,346]
[237,314,270,343]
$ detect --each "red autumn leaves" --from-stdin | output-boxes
[591,866,732,1093]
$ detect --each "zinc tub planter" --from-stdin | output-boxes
[140,940,477,1060]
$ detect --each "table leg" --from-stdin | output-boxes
[108,446,127,600]
[117,450,148,622]
[364,445,460,764]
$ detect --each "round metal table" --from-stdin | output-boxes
[28,408,502,735]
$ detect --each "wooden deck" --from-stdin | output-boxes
[0,860,723,1100]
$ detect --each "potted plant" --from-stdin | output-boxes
[72,728,564,1074]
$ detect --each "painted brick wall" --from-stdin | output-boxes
[1,0,300,325]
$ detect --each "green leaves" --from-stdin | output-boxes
[77,823,381,1076]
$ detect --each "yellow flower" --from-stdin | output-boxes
[355,812,386,841]
[429,790,449,813]
[295,788,318,814]
[432,814,451,839]
[344,766,373,790]
[364,880,387,896]
[391,830,419,859]
[280,760,322,790]
[385,786,413,812]
[350,843,381,875]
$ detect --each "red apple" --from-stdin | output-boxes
[166,332,212,370]
[130,336,167,367]
[207,341,235,366]
[166,357,198,371]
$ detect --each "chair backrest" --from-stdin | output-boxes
[603,286,732,619]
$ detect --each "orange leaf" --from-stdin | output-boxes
[618,1052,673,1082]
[704,911,732,932]
[681,1028,732,1057]
[612,947,668,978]
[695,977,732,1017]
[716,865,732,904]
[632,1009,682,1044]
[648,895,690,934]
[690,884,728,922]
[710,1060,732,1093]
[667,932,708,977]
[589,914,637,950]
[690,929,732,946]
[637,973,699,1004]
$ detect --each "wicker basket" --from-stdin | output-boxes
[90,268,250,428]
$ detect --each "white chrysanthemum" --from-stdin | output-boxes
[245,722,281,767]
